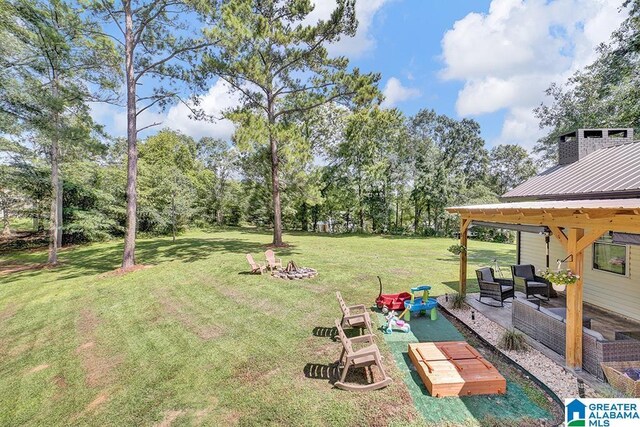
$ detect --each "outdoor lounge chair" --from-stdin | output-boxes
[264,249,283,271]
[475,267,515,307]
[246,254,266,274]
[510,264,551,301]
[336,291,374,335]
[333,320,392,391]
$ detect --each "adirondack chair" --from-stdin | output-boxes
[336,291,374,335]
[246,254,266,274]
[333,320,392,391]
[264,249,283,271]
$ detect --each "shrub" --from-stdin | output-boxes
[498,329,528,351]
[451,293,466,310]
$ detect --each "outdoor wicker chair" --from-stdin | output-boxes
[510,264,551,301]
[475,267,515,307]
[333,320,392,391]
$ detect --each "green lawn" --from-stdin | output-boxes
[0,229,516,426]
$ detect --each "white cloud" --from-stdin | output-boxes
[440,0,627,148]
[164,80,239,140]
[381,77,421,108]
[497,107,547,150]
[306,0,389,57]
[90,80,240,141]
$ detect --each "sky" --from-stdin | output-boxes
[93,0,628,152]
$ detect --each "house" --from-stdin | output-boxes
[506,128,640,323]
[446,128,640,373]
[566,399,586,423]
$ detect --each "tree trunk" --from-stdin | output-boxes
[171,189,176,243]
[395,198,399,229]
[215,180,225,224]
[357,180,364,230]
[312,205,318,232]
[300,202,308,231]
[122,1,138,268]
[48,138,60,264]
[48,70,61,265]
[56,177,63,247]
[2,202,11,236]
[268,101,283,246]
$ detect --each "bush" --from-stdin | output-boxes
[498,329,528,351]
[451,293,466,309]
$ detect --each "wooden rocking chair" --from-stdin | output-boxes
[246,254,266,274]
[336,291,374,335]
[333,320,392,391]
[264,249,283,271]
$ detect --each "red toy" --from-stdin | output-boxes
[375,276,411,310]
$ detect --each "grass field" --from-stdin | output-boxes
[0,228,516,426]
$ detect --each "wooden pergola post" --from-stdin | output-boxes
[446,201,638,372]
[565,228,584,370]
[459,218,471,296]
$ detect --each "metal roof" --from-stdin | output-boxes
[502,141,640,200]
[447,198,640,213]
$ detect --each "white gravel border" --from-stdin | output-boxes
[437,295,596,400]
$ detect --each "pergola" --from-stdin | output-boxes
[446,199,640,371]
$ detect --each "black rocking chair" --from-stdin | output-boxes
[475,267,515,307]
[510,264,552,301]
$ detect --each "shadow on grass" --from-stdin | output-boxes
[2,236,300,284]
[303,362,379,388]
[303,363,339,383]
[312,326,338,339]
[441,280,480,294]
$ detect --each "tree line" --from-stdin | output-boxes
[3,0,636,268]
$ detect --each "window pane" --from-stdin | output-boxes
[593,242,627,275]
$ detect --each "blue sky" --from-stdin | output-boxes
[94,0,627,152]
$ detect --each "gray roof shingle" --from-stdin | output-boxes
[502,141,640,200]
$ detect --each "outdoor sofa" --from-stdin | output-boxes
[512,299,640,380]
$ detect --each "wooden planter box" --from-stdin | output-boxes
[601,361,640,397]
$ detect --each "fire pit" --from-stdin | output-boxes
[273,260,317,280]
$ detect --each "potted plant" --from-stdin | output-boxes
[447,244,466,256]
[540,269,580,292]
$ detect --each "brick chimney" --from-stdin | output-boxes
[558,128,634,165]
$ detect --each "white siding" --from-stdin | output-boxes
[520,231,640,322]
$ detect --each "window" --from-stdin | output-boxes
[593,233,628,275]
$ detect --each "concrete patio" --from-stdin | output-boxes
[465,291,640,392]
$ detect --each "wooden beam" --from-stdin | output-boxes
[459,219,471,296]
[449,212,640,234]
[548,225,568,251]
[566,228,585,370]
[576,229,607,253]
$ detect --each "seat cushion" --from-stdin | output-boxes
[500,285,514,292]
[512,265,535,280]
[583,327,605,342]
[539,307,564,322]
[477,268,494,282]
[526,281,548,289]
